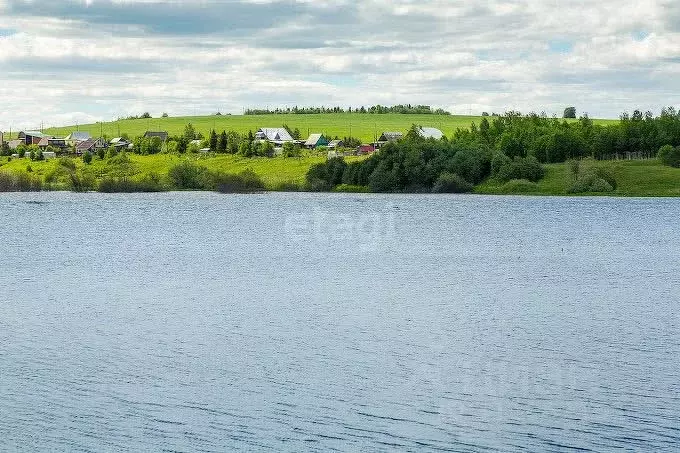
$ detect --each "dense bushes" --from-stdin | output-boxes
[658,145,680,168]
[492,154,544,182]
[306,157,347,191]
[168,161,213,190]
[214,169,265,193]
[98,174,164,192]
[0,171,43,191]
[432,173,473,193]
[168,161,266,192]
[567,160,618,194]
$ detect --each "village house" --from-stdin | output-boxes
[143,131,169,142]
[327,139,344,149]
[304,133,329,150]
[18,130,49,145]
[8,140,23,150]
[255,128,294,145]
[37,137,68,151]
[357,144,375,154]
[110,137,132,150]
[76,138,108,154]
[65,131,92,146]
[375,131,403,148]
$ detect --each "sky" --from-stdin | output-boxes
[1,0,679,129]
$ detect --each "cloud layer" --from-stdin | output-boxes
[1,0,678,128]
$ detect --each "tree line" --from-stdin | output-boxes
[245,104,451,115]
[457,108,680,162]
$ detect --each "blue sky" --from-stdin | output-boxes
[0,0,679,129]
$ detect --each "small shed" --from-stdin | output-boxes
[327,140,344,149]
[304,133,329,149]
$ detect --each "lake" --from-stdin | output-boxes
[1,192,679,452]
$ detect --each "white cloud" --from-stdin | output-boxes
[0,0,679,129]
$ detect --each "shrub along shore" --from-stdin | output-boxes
[1,152,679,196]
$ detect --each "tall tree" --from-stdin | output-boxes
[183,123,197,141]
[209,129,218,152]
[218,131,228,153]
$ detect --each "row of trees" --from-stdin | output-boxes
[245,104,451,115]
[455,108,680,163]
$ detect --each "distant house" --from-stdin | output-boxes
[327,140,344,149]
[417,127,444,140]
[76,138,107,154]
[18,131,49,145]
[255,128,294,144]
[110,137,131,150]
[376,131,403,147]
[143,131,169,142]
[65,131,91,145]
[8,140,23,150]
[357,144,375,154]
[304,133,329,149]
[37,138,67,150]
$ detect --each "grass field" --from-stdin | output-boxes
[476,159,680,197]
[0,152,366,189]
[39,113,617,143]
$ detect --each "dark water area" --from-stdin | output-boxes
[1,192,679,451]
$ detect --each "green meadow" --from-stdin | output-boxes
[43,113,616,143]
[0,152,366,189]
[476,159,680,197]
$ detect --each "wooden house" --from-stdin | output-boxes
[375,131,403,148]
[304,133,329,149]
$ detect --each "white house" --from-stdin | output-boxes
[255,128,294,145]
[65,131,92,146]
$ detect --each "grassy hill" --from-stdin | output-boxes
[43,113,617,143]
[476,159,680,197]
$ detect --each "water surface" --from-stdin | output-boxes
[1,193,679,451]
